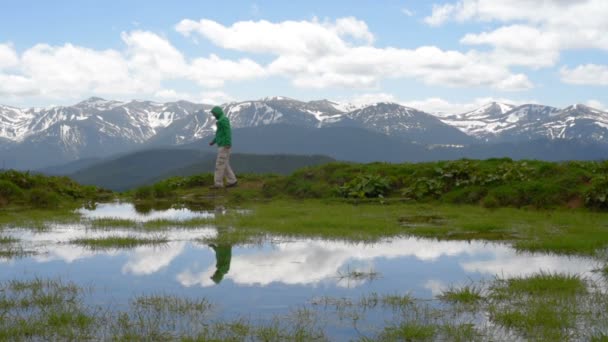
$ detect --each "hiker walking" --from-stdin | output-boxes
[209,106,238,189]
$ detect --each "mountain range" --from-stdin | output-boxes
[2,96,608,170]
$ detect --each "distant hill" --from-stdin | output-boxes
[38,157,103,175]
[68,147,335,191]
[434,139,608,161]
[181,125,428,163]
[69,149,211,191]
[149,154,335,184]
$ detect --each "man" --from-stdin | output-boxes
[209,106,237,189]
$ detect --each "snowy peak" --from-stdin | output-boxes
[439,102,561,140]
[345,102,474,144]
[455,102,515,120]
[75,97,125,111]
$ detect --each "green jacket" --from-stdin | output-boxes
[210,106,232,147]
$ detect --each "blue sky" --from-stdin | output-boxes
[1,0,607,113]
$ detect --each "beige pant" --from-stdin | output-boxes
[214,146,237,187]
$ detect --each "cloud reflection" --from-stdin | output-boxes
[177,238,599,288]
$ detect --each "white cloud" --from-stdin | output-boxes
[153,89,235,104]
[176,17,372,57]
[462,25,560,68]
[153,89,198,102]
[426,0,608,72]
[587,100,607,111]
[178,18,531,91]
[426,0,608,30]
[122,30,188,80]
[560,64,608,86]
[401,7,415,17]
[189,54,266,87]
[0,30,265,103]
[200,91,234,104]
[0,43,19,70]
[345,93,398,107]
[0,74,38,96]
[425,3,458,26]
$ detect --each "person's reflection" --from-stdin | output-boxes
[209,206,232,284]
[209,243,232,284]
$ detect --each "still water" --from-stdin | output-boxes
[0,203,602,338]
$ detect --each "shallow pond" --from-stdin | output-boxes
[0,203,605,340]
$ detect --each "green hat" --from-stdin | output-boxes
[211,106,224,119]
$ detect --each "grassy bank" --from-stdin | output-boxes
[207,200,608,256]
[0,170,112,209]
[129,159,608,211]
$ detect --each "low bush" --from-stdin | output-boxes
[28,189,62,209]
[584,176,608,210]
[0,180,24,204]
[338,174,391,199]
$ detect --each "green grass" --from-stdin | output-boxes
[490,272,587,299]
[337,267,381,282]
[438,285,484,305]
[0,245,34,260]
[0,236,18,244]
[131,295,213,315]
[207,199,608,256]
[135,159,608,211]
[0,275,606,341]
[0,207,81,230]
[70,235,169,249]
[375,322,438,341]
[486,273,589,341]
[0,170,112,210]
[89,218,138,228]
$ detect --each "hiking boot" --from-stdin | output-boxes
[226,181,238,188]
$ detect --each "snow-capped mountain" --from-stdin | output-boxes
[438,102,520,140]
[150,97,350,145]
[343,102,474,144]
[2,96,608,170]
[439,102,608,143]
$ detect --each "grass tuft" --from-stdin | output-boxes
[71,235,169,249]
[438,285,484,305]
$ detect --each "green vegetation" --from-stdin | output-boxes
[207,200,608,256]
[438,285,484,305]
[0,170,112,209]
[0,273,606,341]
[71,235,169,249]
[0,278,95,341]
[487,273,591,341]
[131,159,608,213]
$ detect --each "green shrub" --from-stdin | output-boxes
[442,186,487,204]
[134,186,154,200]
[152,183,174,198]
[481,194,500,208]
[487,185,524,207]
[338,174,391,199]
[184,174,214,188]
[402,177,444,200]
[0,180,24,203]
[27,189,61,209]
[584,176,608,210]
